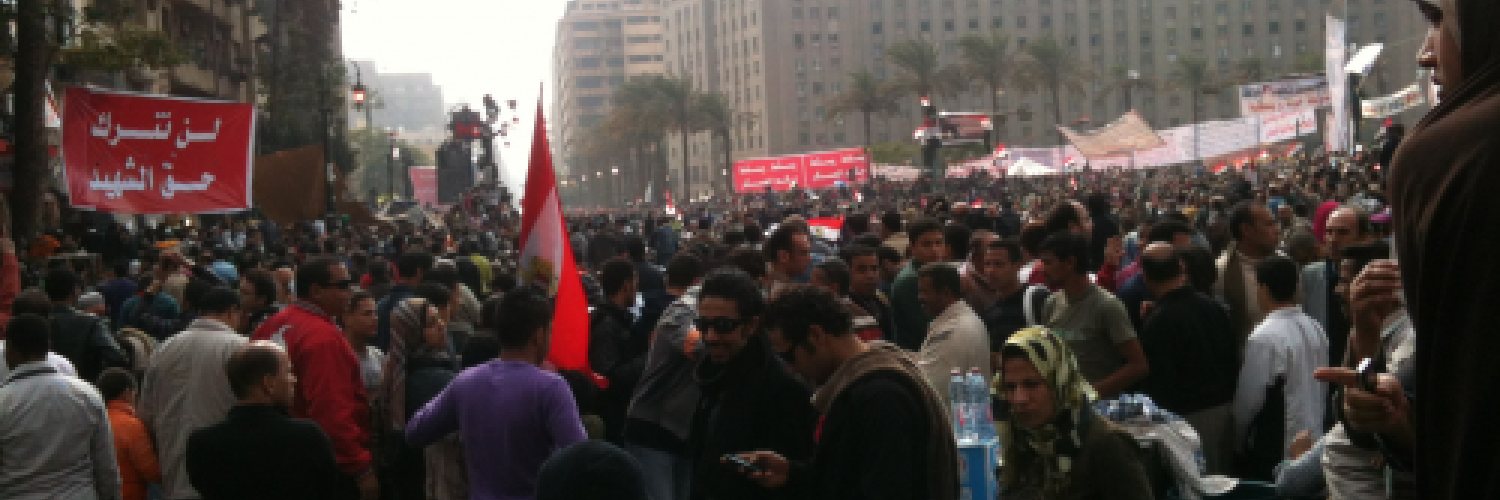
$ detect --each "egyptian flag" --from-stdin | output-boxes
[517,98,595,382]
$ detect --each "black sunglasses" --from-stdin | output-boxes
[695,317,744,333]
[321,279,354,290]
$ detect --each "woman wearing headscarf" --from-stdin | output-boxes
[995,327,1153,500]
[378,298,467,500]
[1362,0,1500,498]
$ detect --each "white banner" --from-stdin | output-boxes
[1326,15,1350,151]
[1259,108,1320,144]
[1238,77,1332,116]
[1361,83,1427,119]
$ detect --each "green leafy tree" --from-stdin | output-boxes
[957,33,1021,121]
[867,142,921,165]
[828,69,901,152]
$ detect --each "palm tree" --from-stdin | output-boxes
[828,69,901,152]
[696,92,735,195]
[1018,37,1088,144]
[605,76,675,198]
[956,33,1021,124]
[886,39,946,100]
[1168,56,1228,162]
[1099,65,1154,115]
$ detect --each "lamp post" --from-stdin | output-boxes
[320,67,337,220]
[611,167,620,207]
[388,132,399,199]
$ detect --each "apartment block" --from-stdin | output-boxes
[553,0,668,178]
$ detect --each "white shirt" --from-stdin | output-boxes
[137,318,248,500]
[1232,306,1330,455]
[917,300,993,404]
[0,361,121,500]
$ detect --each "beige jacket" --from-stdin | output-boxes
[916,300,993,403]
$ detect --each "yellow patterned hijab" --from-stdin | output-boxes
[995,327,1098,498]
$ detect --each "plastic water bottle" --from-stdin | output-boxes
[968,368,998,442]
[949,369,969,440]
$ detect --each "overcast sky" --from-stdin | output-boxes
[341,0,570,194]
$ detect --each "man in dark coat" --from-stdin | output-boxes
[186,342,360,500]
[591,259,647,444]
[687,270,817,500]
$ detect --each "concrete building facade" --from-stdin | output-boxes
[552,0,668,178]
[658,0,1426,196]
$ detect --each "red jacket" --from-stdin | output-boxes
[0,252,19,338]
[252,301,372,476]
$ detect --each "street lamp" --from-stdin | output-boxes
[611,167,620,207]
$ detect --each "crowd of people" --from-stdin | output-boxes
[0,3,1490,499]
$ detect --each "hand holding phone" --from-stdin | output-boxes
[722,454,760,472]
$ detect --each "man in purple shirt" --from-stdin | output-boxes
[406,287,588,500]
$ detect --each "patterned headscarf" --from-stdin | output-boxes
[994,327,1098,498]
[380,298,446,431]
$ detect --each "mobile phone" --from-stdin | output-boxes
[1356,358,1380,394]
[722,454,761,472]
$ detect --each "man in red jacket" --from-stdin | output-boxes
[252,256,376,500]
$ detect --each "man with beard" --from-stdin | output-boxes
[732,285,959,500]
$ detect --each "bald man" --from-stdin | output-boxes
[1137,243,1240,474]
[1302,206,1371,366]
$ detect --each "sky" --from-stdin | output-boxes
[341,0,572,195]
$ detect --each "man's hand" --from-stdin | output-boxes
[1289,430,1314,460]
[1348,260,1402,343]
[1314,368,1412,440]
[358,471,379,500]
[728,451,790,488]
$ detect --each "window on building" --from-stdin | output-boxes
[628,55,654,62]
[1116,31,1126,44]
[921,20,932,31]
[576,57,601,68]
[577,76,605,88]
[1041,15,1051,27]
[969,18,980,29]
[1243,23,1253,35]
[793,7,803,18]
[873,21,884,34]
[945,19,956,31]
[608,57,625,67]
[794,33,804,48]
[828,7,839,18]
[1016,16,1026,28]
[993,17,1003,28]
[1191,27,1202,40]
[1090,33,1101,46]
[1295,19,1307,32]
[575,21,600,30]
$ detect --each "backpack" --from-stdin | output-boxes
[1021,285,1051,327]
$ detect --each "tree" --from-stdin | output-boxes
[695,92,734,196]
[348,128,431,200]
[828,69,901,152]
[1234,57,1271,84]
[1018,37,1088,144]
[1167,56,1229,162]
[1098,65,1154,116]
[1292,51,1324,74]
[4,0,181,237]
[957,33,1021,123]
[867,142,922,165]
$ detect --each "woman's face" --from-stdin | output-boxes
[1001,356,1058,429]
[1415,1,1462,100]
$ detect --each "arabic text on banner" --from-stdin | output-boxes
[62,86,255,214]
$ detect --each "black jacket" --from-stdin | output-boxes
[49,304,126,383]
[849,292,898,344]
[689,334,817,500]
[1138,286,1240,415]
[591,302,647,443]
[789,370,936,500]
[186,404,358,500]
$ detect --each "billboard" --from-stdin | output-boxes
[1238,76,1332,116]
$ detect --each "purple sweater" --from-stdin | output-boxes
[406,359,588,500]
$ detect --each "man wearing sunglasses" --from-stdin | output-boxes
[252,257,376,500]
[687,269,816,500]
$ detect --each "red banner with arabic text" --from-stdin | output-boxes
[734,148,868,193]
[409,166,438,207]
[62,87,254,213]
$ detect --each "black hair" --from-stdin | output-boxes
[917,262,963,296]
[197,287,243,315]
[12,289,52,318]
[295,257,345,298]
[426,263,461,288]
[907,217,944,242]
[989,239,1024,263]
[742,223,763,243]
[111,260,131,279]
[1146,220,1194,244]
[1019,222,1048,256]
[396,253,435,280]
[242,269,279,305]
[665,253,707,288]
[1038,232,1090,276]
[1229,201,1259,241]
[944,223,972,261]
[762,285,853,348]
[226,343,284,399]
[43,267,79,302]
[844,214,871,237]
[839,245,879,264]
[850,234,884,249]
[1340,240,1392,281]
[726,248,767,280]
[1179,245,1219,294]
[1085,193,1113,221]
[600,257,638,297]
[96,368,136,402]
[5,314,50,360]
[881,211,903,233]
[461,332,501,368]
[183,278,215,313]
[699,268,766,319]
[492,272,518,295]
[494,286,554,350]
[415,283,453,309]
[1043,201,1087,236]
[557,369,599,415]
[876,246,903,265]
[813,259,852,295]
[1255,256,1300,303]
[763,221,810,264]
[624,235,647,263]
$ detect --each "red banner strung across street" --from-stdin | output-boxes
[62,86,255,214]
[733,148,869,193]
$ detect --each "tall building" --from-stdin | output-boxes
[70,0,265,102]
[660,0,1427,197]
[552,0,668,179]
[346,61,447,132]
